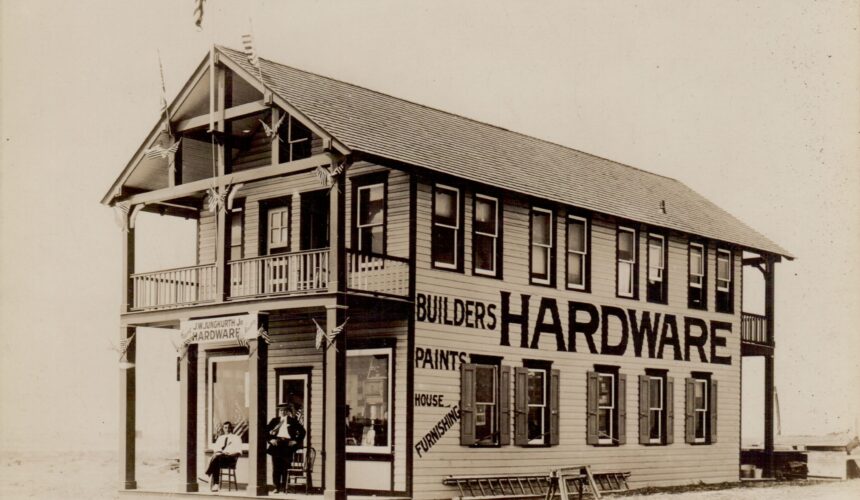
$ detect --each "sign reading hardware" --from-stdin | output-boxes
[416,292,733,366]
[180,315,258,344]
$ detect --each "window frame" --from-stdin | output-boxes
[526,367,548,445]
[646,232,668,304]
[688,241,708,310]
[529,207,555,286]
[565,214,589,291]
[597,372,616,445]
[472,193,502,278]
[686,373,717,445]
[345,346,393,454]
[473,363,499,445]
[616,226,638,299]
[431,183,464,271]
[229,200,245,261]
[351,172,389,257]
[693,378,708,443]
[715,248,733,313]
[647,376,664,444]
[267,205,291,251]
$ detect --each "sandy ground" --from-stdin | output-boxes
[1,451,859,500]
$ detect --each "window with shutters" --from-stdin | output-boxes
[685,374,717,444]
[566,214,589,291]
[433,184,463,270]
[587,367,626,446]
[354,176,387,255]
[473,194,501,278]
[530,207,555,286]
[639,371,673,446]
[716,248,733,313]
[617,226,638,298]
[516,362,559,447]
[460,360,510,447]
[646,233,667,304]
[688,242,707,310]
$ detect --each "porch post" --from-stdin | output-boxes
[248,314,269,496]
[118,326,137,490]
[324,160,347,500]
[214,58,228,302]
[179,343,199,492]
[763,256,776,478]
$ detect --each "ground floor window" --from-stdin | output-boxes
[685,374,717,444]
[346,348,392,452]
[460,360,510,446]
[639,371,674,445]
[587,367,626,446]
[515,363,559,446]
[207,354,250,448]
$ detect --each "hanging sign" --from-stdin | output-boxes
[180,314,258,345]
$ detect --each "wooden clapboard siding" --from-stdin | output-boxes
[411,178,742,500]
[230,130,272,172]
[182,136,215,183]
[197,209,216,264]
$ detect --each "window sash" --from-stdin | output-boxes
[648,377,663,442]
[597,373,615,443]
[689,243,705,287]
[531,208,553,284]
[648,234,665,282]
[693,379,708,442]
[268,206,289,249]
[357,184,385,254]
[567,216,587,289]
[474,195,499,276]
[716,249,731,291]
[527,368,547,444]
[433,185,460,269]
[617,227,636,297]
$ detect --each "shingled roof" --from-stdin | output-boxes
[220,47,791,258]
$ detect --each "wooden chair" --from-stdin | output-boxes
[286,447,316,493]
[217,455,239,492]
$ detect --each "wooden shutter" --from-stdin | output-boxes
[666,377,675,445]
[550,369,560,446]
[514,367,529,446]
[617,374,627,445]
[586,371,599,445]
[709,379,718,443]
[638,375,650,445]
[499,365,511,446]
[460,363,476,446]
[684,377,695,444]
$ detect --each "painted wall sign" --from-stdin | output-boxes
[414,405,460,458]
[416,294,497,330]
[415,347,469,371]
[416,292,732,365]
[414,392,449,408]
[180,314,258,345]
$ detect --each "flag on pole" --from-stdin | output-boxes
[193,0,206,30]
[313,317,348,350]
[241,33,259,69]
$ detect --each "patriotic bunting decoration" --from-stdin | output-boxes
[109,331,137,369]
[241,326,271,358]
[313,317,348,351]
[193,0,206,30]
[259,112,286,142]
[315,162,345,189]
[171,329,195,361]
[206,181,232,213]
[113,202,130,232]
[144,139,181,162]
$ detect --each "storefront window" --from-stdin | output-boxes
[208,355,250,447]
[346,348,391,452]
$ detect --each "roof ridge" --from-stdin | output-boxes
[218,45,678,183]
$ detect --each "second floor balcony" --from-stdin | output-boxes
[129,249,410,312]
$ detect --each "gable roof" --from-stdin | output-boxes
[114,46,792,258]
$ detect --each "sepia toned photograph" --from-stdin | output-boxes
[1,1,858,499]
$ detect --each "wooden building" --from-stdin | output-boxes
[104,46,791,499]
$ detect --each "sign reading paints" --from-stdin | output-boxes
[180,314,258,344]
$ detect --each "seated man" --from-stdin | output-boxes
[205,421,241,491]
[267,404,306,493]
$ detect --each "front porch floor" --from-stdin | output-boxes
[119,489,410,500]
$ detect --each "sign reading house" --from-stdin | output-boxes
[416,292,732,366]
[180,314,258,344]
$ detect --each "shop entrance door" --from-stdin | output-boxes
[277,371,310,430]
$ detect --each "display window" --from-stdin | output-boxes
[346,348,392,453]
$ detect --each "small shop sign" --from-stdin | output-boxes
[180,314,258,345]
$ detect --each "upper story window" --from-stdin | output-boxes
[277,115,312,163]
[515,363,559,446]
[267,205,290,253]
[530,208,554,286]
[685,374,717,444]
[688,242,707,310]
[356,182,386,254]
[460,358,510,447]
[229,201,245,260]
[587,367,627,446]
[639,371,673,445]
[432,184,462,270]
[473,194,501,278]
[566,215,588,291]
[646,233,667,304]
[715,248,733,313]
[617,226,638,298]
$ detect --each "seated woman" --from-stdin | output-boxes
[205,421,241,491]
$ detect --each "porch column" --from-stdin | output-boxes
[179,343,198,492]
[247,314,269,496]
[214,58,228,302]
[763,257,776,478]
[324,160,347,500]
[118,326,137,490]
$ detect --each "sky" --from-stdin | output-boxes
[1,0,859,452]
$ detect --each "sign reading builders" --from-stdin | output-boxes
[180,314,258,345]
[416,292,732,365]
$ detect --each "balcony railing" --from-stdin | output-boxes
[741,312,769,345]
[130,264,217,311]
[229,249,330,299]
[347,250,410,298]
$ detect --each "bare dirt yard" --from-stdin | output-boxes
[1,451,858,499]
